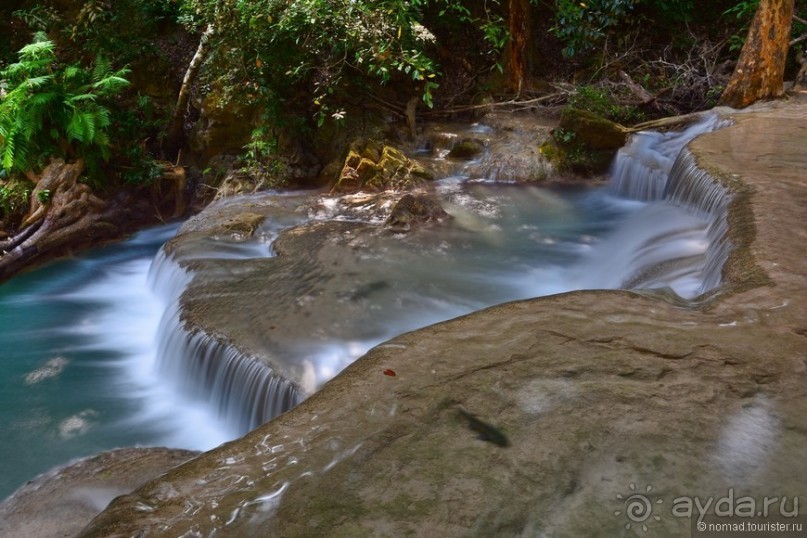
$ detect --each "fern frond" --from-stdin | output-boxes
[18,35,55,63]
[67,94,97,104]
[63,65,82,81]
[82,111,97,142]
[92,56,112,83]
[66,108,86,143]
[94,107,110,130]
[1,134,15,170]
[93,75,130,95]
[28,91,59,108]
[23,74,55,89]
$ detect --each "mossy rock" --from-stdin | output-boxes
[559,108,628,150]
[333,142,433,192]
[447,139,484,160]
[545,108,629,175]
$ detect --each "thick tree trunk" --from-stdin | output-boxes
[719,0,795,108]
[508,0,531,95]
[167,24,216,157]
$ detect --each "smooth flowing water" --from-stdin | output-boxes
[0,113,726,500]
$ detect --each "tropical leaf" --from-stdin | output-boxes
[67,94,98,104]
[23,74,55,89]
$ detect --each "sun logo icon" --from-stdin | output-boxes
[614,483,663,532]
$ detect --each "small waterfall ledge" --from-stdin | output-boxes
[664,147,734,294]
[149,249,305,437]
[607,113,735,295]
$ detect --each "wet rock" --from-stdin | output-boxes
[447,139,485,160]
[0,447,198,538]
[541,108,630,175]
[385,193,450,232]
[558,108,628,150]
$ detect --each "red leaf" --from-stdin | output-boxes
[383,368,396,377]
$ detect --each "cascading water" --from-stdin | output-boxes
[0,112,733,500]
[607,113,728,201]
[578,112,734,296]
[0,224,233,500]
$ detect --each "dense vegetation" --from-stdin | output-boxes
[0,0,804,272]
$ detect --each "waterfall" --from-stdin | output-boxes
[592,112,733,297]
[664,148,732,294]
[144,113,738,440]
[147,238,305,438]
[155,308,304,434]
[608,113,728,201]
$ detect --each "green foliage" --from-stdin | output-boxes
[177,0,510,126]
[552,0,635,58]
[36,188,52,204]
[0,32,130,177]
[0,178,33,220]
[11,6,61,33]
[724,0,760,51]
[240,124,287,186]
[568,85,644,124]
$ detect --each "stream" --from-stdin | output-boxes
[0,113,724,500]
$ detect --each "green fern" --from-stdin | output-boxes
[0,33,130,178]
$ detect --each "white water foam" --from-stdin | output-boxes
[57,229,234,451]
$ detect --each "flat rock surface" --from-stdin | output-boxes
[74,95,807,536]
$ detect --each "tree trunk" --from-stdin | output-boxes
[719,0,795,108]
[167,24,216,158]
[507,0,531,95]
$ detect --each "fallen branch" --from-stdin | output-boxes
[625,110,709,133]
[419,93,565,118]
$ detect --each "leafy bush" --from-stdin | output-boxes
[0,178,32,220]
[568,85,644,124]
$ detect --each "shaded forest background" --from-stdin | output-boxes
[0,0,804,280]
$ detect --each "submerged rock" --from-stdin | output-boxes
[385,193,450,232]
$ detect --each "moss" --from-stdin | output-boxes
[559,108,627,150]
[447,139,484,160]
[541,108,628,175]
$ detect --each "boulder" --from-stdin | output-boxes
[447,138,485,160]
[385,193,450,232]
